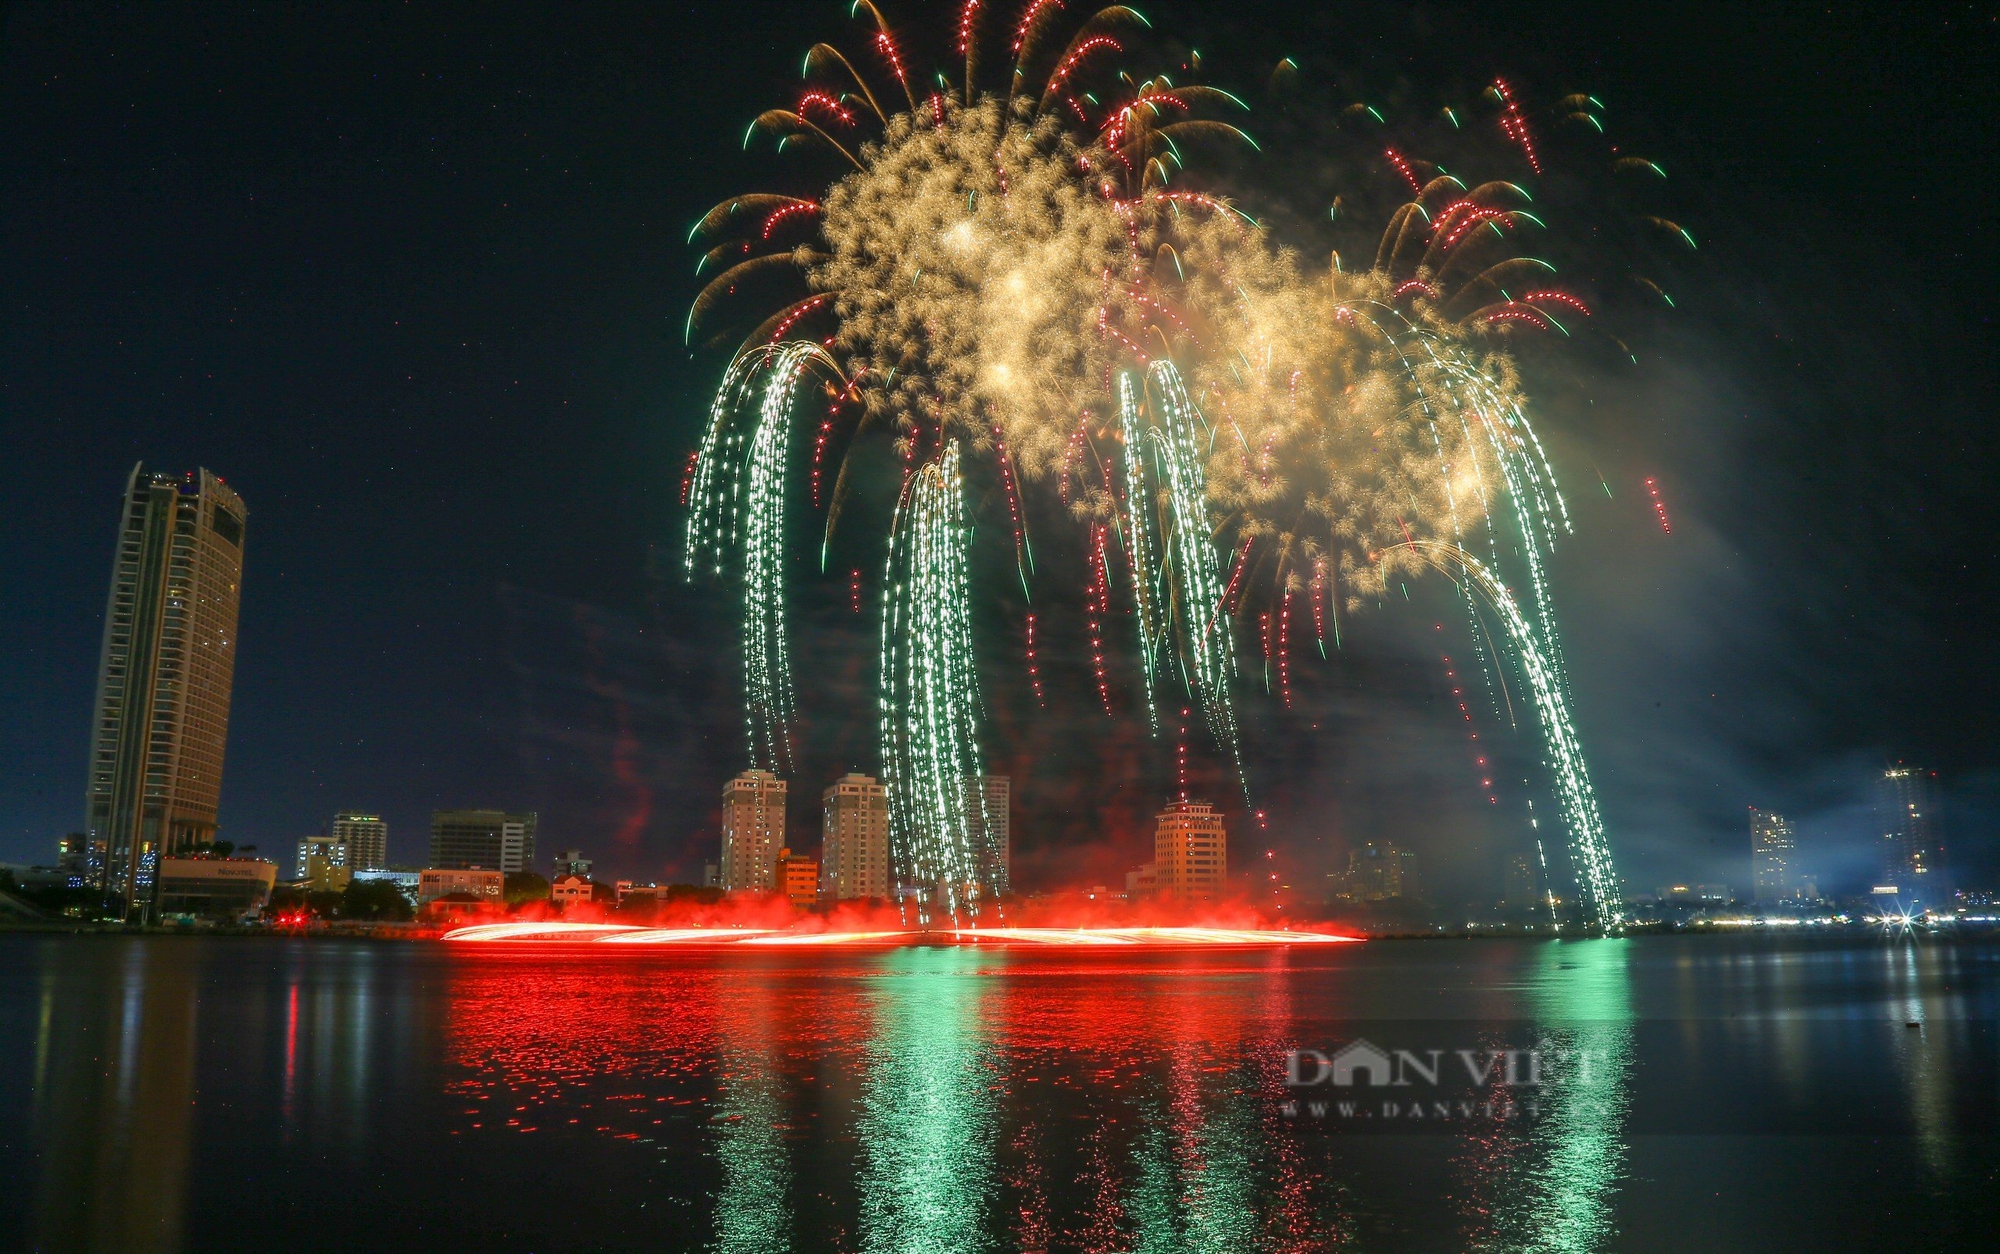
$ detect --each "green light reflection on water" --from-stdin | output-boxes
[1127,1085,1261,1254]
[1122,977,1266,1254]
[710,977,792,1254]
[856,947,998,1254]
[1505,937,1635,1254]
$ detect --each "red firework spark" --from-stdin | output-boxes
[1024,611,1045,706]
[1441,653,1497,804]
[1087,525,1115,715]
[1278,587,1293,707]
[1385,147,1423,196]
[1492,77,1542,174]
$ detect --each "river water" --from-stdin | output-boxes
[1,933,1994,1252]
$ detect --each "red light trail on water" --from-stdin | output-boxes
[442,922,1358,946]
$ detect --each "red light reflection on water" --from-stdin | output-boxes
[438,940,1362,1248]
[443,921,1360,946]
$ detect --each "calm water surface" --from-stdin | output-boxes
[1,934,1995,1253]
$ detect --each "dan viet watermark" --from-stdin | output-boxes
[1278,1037,1610,1128]
[1271,1018,2000,1135]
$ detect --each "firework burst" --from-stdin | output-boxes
[683,2,1655,928]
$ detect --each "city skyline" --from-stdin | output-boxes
[2,2,1995,902]
[2,6,1992,1247]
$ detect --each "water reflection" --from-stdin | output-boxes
[1451,939,1633,1254]
[9,936,1995,1253]
[1518,939,1634,1254]
[710,968,797,1254]
[29,940,198,1254]
[1888,941,1959,1180]
[856,948,997,1254]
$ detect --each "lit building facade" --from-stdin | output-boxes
[821,773,889,900]
[776,848,820,909]
[56,835,108,890]
[965,774,1011,896]
[1876,765,1942,888]
[417,867,504,905]
[1749,808,1797,902]
[429,810,537,873]
[329,812,388,871]
[296,833,343,881]
[155,857,276,918]
[301,842,352,893]
[1153,800,1227,904]
[720,771,786,892]
[1343,842,1419,902]
[1503,852,1541,909]
[83,465,247,917]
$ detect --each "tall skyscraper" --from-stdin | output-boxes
[821,773,889,900]
[720,771,787,892]
[329,812,388,871]
[1343,842,1419,902]
[1503,852,1541,909]
[1876,764,1943,888]
[1749,808,1797,902]
[964,774,1011,896]
[1153,800,1227,904]
[83,465,247,917]
[428,810,537,873]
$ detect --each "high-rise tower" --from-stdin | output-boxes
[1153,800,1227,905]
[1876,764,1942,889]
[964,774,1011,897]
[429,810,537,873]
[720,771,787,892]
[821,773,889,900]
[83,465,246,917]
[330,812,389,871]
[1749,808,1797,902]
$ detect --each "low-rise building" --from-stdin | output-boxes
[418,867,504,907]
[1125,863,1159,899]
[551,873,592,908]
[156,857,277,919]
[303,859,352,894]
[350,868,422,905]
[776,848,819,909]
[614,881,667,908]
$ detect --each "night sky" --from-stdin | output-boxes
[2,1,1993,900]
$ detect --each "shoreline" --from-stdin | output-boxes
[4,919,1995,943]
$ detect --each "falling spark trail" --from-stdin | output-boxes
[880,443,992,919]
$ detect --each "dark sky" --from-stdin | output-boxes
[2,1,1994,900]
